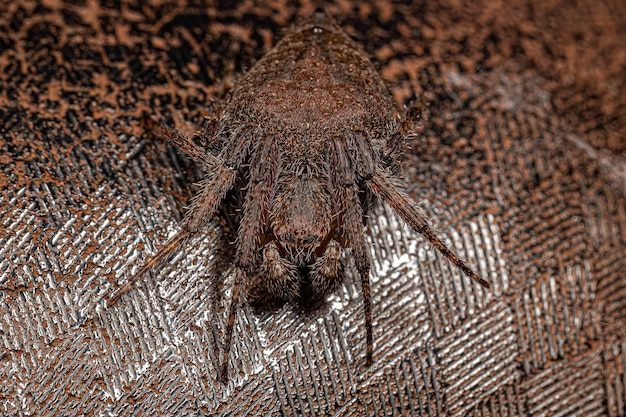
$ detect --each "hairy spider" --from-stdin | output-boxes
[109,10,490,382]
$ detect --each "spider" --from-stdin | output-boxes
[109,10,490,382]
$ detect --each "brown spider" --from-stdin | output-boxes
[109,10,489,382]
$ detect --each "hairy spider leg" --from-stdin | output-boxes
[143,116,220,172]
[327,138,375,367]
[380,105,422,165]
[107,119,242,370]
[368,173,490,289]
[107,231,193,305]
[197,117,223,156]
[220,132,280,382]
[108,119,235,305]
[373,106,489,289]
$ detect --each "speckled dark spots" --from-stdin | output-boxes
[25,22,61,49]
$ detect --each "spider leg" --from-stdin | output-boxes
[197,117,223,156]
[310,239,345,299]
[144,116,220,173]
[108,126,239,305]
[220,135,279,382]
[221,264,246,383]
[380,105,421,167]
[107,230,192,305]
[328,139,374,367]
[368,173,490,289]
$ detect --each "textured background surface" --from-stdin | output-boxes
[1,0,625,416]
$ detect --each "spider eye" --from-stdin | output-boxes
[279,232,295,243]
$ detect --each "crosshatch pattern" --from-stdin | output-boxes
[1,0,625,416]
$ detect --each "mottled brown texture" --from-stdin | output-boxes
[1,0,625,416]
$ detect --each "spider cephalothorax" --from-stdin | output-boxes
[110,9,489,382]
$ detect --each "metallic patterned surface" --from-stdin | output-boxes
[1,1,625,416]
